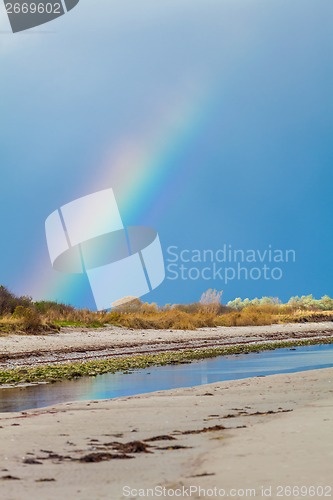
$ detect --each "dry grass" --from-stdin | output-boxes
[215,306,274,327]
[0,307,59,335]
[104,310,217,330]
[274,309,333,324]
[82,304,333,330]
[0,285,333,334]
[216,305,333,327]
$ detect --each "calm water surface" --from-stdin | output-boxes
[0,343,332,413]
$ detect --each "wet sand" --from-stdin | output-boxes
[0,368,332,499]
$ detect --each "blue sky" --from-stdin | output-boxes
[1,0,332,308]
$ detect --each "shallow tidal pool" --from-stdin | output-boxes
[0,343,333,412]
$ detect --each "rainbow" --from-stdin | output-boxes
[22,83,217,307]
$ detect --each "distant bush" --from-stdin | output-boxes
[0,304,59,334]
[112,298,144,313]
[12,305,43,331]
[288,294,333,311]
[1,284,333,333]
[34,301,75,316]
[0,285,32,315]
[37,301,105,327]
[227,296,281,310]
[173,302,202,314]
[200,288,223,313]
[216,305,274,327]
[112,309,217,330]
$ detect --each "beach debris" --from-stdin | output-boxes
[220,409,293,419]
[23,458,43,465]
[38,451,72,461]
[103,441,152,454]
[181,424,226,435]
[155,445,190,451]
[79,452,132,462]
[26,449,133,464]
[188,472,216,478]
[241,409,293,416]
[145,435,177,442]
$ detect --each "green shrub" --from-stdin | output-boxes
[13,306,43,331]
[0,285,32,315]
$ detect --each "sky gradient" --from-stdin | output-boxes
[1,0,332,308]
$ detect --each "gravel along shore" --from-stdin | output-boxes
[1,321,333,369]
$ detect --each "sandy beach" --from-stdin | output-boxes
[0,322,333,499]
[0,367,332,499]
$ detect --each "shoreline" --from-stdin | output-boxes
[1,320,333,362]
[1,336,333,388]
[0,368,332,499]
[0,321,333,386]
